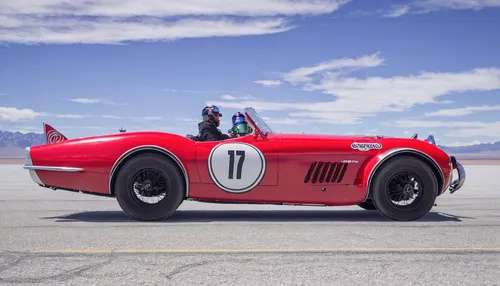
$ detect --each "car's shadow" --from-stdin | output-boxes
[41,209,472,223]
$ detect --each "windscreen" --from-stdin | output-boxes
[244,107,273,134]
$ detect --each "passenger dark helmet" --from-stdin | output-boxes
[202,105,222,126]
[228,112,253,137]
[232,112,245,125]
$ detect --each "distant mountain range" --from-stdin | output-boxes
[437,141,500,159]
[0,131,46,157]
[438,142,500,154]
[1,130,499,159]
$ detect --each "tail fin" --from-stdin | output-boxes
[43,122,68,144]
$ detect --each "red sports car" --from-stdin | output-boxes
[23,107,466,221]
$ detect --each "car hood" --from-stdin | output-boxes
[276,133,386,141]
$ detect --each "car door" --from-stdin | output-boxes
[194,134,279,193]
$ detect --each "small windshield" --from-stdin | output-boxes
[244,107,273,134]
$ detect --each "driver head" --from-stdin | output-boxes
[202,105,222,126]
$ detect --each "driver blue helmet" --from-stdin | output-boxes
[229,112,253,137]
[202,105,222,126]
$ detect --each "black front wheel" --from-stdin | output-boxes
[114,153,185,221]
[358,199,377,210]
[370,156,438,221]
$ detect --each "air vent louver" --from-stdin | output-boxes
[304,161,348,184]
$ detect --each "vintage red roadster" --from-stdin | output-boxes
[23,107,466,221]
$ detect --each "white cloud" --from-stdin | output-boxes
[55,114,89,119]
[305,65,500,117]
[351,0,500,18]
[220,94,255,100]
[212,52,500,125]
[174,117,199,123]
[286,111,364,125]
[0,0,349,44]
[445,140,484,147]
[0,126,42,133]
[208,99,296,111]
[415,0,500,11]
[0,17,292,45]
[283,52,384,84]
[207,99,363,125]
[425,105,500,116]
[254,80,282,87]
[102,115,122,119]
[444,124,500,138]
[0,107,46,122]
[220,94,236,100]
[260,115,357,126]
[68,98,101,104]
[261,116,303,125]
[388,0,500,17]
[134,116,163,122]
[68,98,118,105]
[53,125,112,131]
[385,120,484,128]
[383,5,411,17]
[164,89,231,93]
[0,106,122,124]
[384,119,500,138]
[0,0,348,17]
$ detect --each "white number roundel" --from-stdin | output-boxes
[208,142,266,193]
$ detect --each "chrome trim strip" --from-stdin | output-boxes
[365,148,445,200]
[108,145,190,197]
[24,147,44,185]
[23,165,84,172]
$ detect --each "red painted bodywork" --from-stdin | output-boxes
[27,111,454,206]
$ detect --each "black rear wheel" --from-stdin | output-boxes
[370,156,438,221]
[114,153,185,221]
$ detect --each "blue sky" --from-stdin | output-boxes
[1,0,500,146]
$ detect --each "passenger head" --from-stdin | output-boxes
[231,112,253,136]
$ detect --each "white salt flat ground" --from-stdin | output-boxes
[0,164,499,285]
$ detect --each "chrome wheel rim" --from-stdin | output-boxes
[131,168,168,204]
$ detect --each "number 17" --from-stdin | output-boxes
[228,150,245,179]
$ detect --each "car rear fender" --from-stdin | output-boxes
[108,145,190,198]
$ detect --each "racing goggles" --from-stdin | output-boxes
[211,106,222,117]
